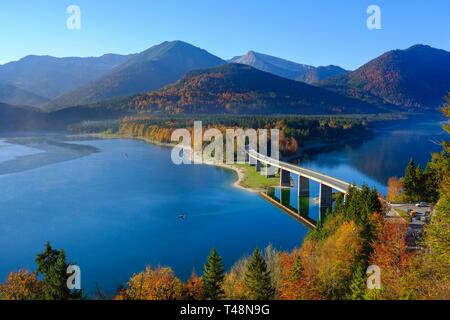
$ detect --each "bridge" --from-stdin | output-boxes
[247,149,354,212]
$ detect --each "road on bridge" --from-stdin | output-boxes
[248,149,353,194]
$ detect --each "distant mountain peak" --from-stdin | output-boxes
[405,44,432,51]
[0,53,132,102]
[229,51,348,84]
[44,41,225,110]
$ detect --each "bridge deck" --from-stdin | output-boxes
[248,150,352,194]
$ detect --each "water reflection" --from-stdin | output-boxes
[0,136,99,175]
[296,116,445,193]
[263,185,332,229]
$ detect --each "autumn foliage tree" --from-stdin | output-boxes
[387,177,406,203]
[115,266,184,300]
[367,219,412,299]
[222,258,248,300]
[0,270,44,300]
[183,271,204,300]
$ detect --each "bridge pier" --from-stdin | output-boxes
[297,175,310,197]
[256,160,262,172]
[248,155,256,166]
[263,165,276,177]
[319,184,333,209]
[280,169,291,187]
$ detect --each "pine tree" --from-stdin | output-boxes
[415,165,424,198]
[244,248,275,300]
[334,193,344,213]
[346,264,367,300]
[202,248,225,300]
[404,159,417,201]
[35,242,82,300]
[290,255,303,281]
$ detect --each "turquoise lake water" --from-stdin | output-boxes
[0,116,444,296]
[0,137,307,295]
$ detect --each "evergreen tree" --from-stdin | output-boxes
[404,159,417,201]
[415,165,425,198]
[346,263,367,300]
[244,248,275,300]
[334,193,344,213]
[202,248,225,300]
[290,255,303,281]
[35,242,82,300]
[342,185,381,226]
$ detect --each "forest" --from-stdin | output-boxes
[70,115,376,155]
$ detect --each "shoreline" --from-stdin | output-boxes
[77,130,377,194]
[204,161,261,193]
[85,132,266,193]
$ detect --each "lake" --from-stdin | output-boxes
[0,136,306,296]
[0,116,445,296]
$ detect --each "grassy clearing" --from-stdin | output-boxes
[233,163,280,190]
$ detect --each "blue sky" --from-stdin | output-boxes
[1,0,449,69]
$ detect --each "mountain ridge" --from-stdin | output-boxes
[318,44,450,109]
[45,41,226,111]
[0,83,49,107]
[127,63,382,115]
[229,51,348,84]
[0,53,132,101]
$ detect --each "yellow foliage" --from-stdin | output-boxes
[115,266,183,300]
[300,221,363,299]
[0,270,43,300]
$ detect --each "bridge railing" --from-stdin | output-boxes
[247,149,353,192]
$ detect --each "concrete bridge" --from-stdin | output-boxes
[247,149,353,211]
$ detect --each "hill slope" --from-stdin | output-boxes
[0,54,132,100]
[47,41,226,110]
[0,83,49,107]
[129,63,381,114]
[319,45,450,109]
[0,103,42,131]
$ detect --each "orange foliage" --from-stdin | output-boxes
[0,270,43,300]
[183,271,204,300]
[370,220,411,271]
[298,220,364,299]
[387,177,406,202]
[115,266,183,300]
[368,220,413,299]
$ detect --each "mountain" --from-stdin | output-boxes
[319,45,450,109]
[0,54,132,100]
[229,51,313,81]
[128,63,381,115]
[229,51,348,84]
[296,65,348,84]
[0,83,49,107]
[46,41,226,111]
